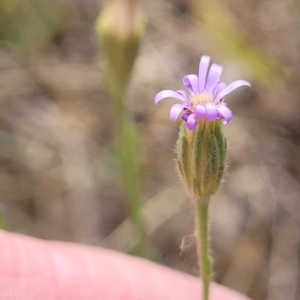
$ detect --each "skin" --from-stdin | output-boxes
[0,230,250,300]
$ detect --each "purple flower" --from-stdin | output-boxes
[154,56,250,130]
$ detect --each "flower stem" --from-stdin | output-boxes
[106,66,148,257]
[194,198,212,300]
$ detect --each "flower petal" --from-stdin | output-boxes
[170,104,185,121]
[216,80,251,100]
[182,113,189,122]
[217,105,233,124]
[205,103,218,121]
[195,104,206,118]
[183,74,199,94]
[198,55,210,93]
[212,82,227,99]
[176,90,188,100]
[186,114,197,130]
[205,63,223,94]
[154,90,187,104]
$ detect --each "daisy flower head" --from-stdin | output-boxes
[154,56,250,130]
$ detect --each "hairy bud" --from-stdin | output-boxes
[177,119,227,200]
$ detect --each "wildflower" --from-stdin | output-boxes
[154,55,250,130]
[154,56,250,300]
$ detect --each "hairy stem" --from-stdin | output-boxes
[195,198,212,300]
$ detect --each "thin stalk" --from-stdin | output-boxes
[106,67,147,257]
[194,198,212,300]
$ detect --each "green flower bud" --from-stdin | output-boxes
[176,119,227,200]
[95,0,144,86]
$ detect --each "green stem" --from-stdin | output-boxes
[195,198,212,300]
[106,67,147,257]
[119,117,147,255]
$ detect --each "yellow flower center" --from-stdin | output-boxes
[190,93,213,110]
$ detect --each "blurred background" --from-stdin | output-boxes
[0,0,299,299]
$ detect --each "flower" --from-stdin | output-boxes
[154,56,250,130]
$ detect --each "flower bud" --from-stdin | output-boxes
[177,119,227,200]
[95,0,144,86]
